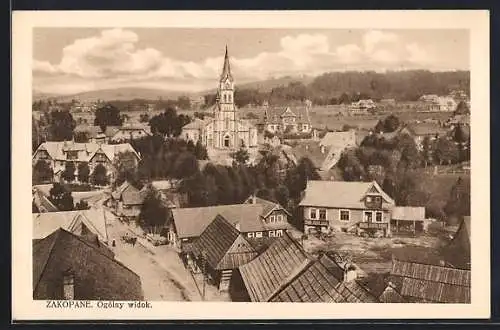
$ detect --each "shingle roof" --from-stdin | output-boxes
[112,181,144,205]
[243,196,291,218]
[270,254,378,303]
[319,131,357,148]
[263,106,311,125]
[33,208,110,243]
[33,141,140,163]
[32,187,59,212]
[385,259,471,303]
[299,180,395,209]
[171,204,265,239]
[391,206,426,221]
[238,232,310,302]
[33,228,142,300]
[192,215,258,270]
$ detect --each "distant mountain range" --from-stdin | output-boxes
[33,75,314,102]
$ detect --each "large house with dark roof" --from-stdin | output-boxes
[379,259,471,303]
[169,202,292,250]
[33,228,143,300]
[181,47,258,150]
[299,180,395,236]
[262,103,312,135]
[32,141,140,183]
[190,215,258,291]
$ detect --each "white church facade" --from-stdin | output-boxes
[181,47,258,150]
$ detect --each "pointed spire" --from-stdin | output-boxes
[220,45,233,82]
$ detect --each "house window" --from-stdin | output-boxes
[63,272,75,300]
[309,208,317,219]
[375,212,383,222]
[269,230,275,237]
[255,232,263,238]
[247,232,255,238]
[366,196,372,203]
[276,214,283,222]
[364,211,373,222]
[269,215,275,223]
[275,230,283,237]
[319,209,327,220]
[339,210,350,222]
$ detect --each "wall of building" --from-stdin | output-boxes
[302,206,391,230]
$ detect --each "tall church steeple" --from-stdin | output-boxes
[220,45,233,82]
[218,45,235,109]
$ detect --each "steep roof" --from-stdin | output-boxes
[33,228,142,300]
[182,118,208,130]
[32,187,59,213]
[111,181,144,205]
[238,232,310,302]
[299,180,395,209]
[33,141,140,163]
[270,254,378,303]
[33,208,110,243]
[171,204,265,239]
[391,206,426,221]
[319,131,357,148]
[192,215,258,270]
[385,259,471,303]
[243,196,291,218]
[263,105,311,125]
[220,46,234,82]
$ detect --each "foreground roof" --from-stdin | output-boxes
[239,232,310,302]
[192,215,258,270]
[33,208,110,243]
[270,254,378,303]
[299,180,395,209]
[171,204,265,239]
[384,259,471,303]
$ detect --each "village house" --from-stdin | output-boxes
[232,233,376,302]
[181,47,258,149]
[262,103,313,135]
[32,141,140,183]
[242,195,292,234]
[379,259,471,303]
[299,180,395,237]
[110,181,145,221]
[390,206,428,235]
[349,99,376,114]
[33,228,143,300]
[33,208,110,244]
[169,202,291,250]
[419,94,458,112]
[398,123,449,151]
[189,215,258,291]
[109,123,152,143]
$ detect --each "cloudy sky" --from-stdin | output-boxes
[33,28,469,95]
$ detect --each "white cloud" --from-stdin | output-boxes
[33,29,444,93]
[363,30,398,53]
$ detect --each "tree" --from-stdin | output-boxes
[395,134,420,169]
[149,108,190,137]
[139,189,168,231]
[77,162,90,183]
[74,131,90,143]
[94,103,122,132]
[452,124,469,162]
[421,136,433,167]
[172,152,199,179]
[194,140,208,160]
[61,162,76,182]
[49,183,74,211]
[48,110,76,141]
[91,164,108,186]
[74,200,90,210]
[434,136,459,165]
[444,177,470,225]
[383,114,400,133]
[231,147,250,165]
[275,184,290,209]
[139,113,150,123]
[33,160,53,184]
[454,101,470,115]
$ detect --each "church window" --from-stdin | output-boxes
[224,135,230,148]
[228,94,232,103]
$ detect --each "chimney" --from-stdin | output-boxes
[343,263,358,283]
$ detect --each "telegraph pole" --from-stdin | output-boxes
[202,250,207,301]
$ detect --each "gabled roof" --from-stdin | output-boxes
[243,196,291,218]
[299,180,395,209]
[270,254,378,303]
[263,105,311,125]
[112,181,144,205]
[238,232,310,302]
[192,215,258,270]
[33,141,140,163]
[391,206,426,221]
[33,208,110,243]
[171,204,265,239]
[33,228,141,300]
[182,118,208,130]
[319,130,357,148]
[385,259,471,303]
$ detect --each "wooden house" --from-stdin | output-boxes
[390,206,427,235]
[110,181,145,221]
[378,259,471,303]
[243,195,292,238]
[190,215,258,291]
[33,228,143,300]
[299,180,395,237]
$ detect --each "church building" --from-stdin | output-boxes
[181,47,258,150]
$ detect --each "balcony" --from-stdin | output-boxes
[358,222,388,230]
[304,219,328,227]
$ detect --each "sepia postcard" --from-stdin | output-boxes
[12,10,490,321]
